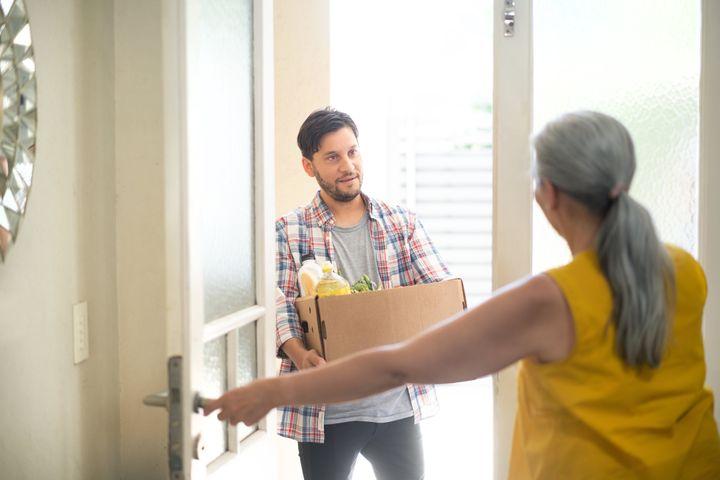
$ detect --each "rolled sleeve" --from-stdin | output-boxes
[275,221,304,358]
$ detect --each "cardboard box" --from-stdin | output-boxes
[296,279,466,361]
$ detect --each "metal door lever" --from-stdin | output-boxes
[141,356,186,478]
[143,391,169,409]
[193,393,210,413]
[143,391,210,413]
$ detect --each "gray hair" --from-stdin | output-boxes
[533,111,675,368]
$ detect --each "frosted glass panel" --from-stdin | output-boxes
[202,336,228,457]
[236,322,258,385]
[532,0,700,272]
[192,0,256,321]
[235,321,258,442]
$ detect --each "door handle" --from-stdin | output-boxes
[140,356,185,478]
[143,391,210,413]
[141,356,216,477]
[143,391,169,409]
[193,393,210,413]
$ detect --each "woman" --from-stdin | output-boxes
[206,111,720,479]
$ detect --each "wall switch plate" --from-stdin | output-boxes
[73,302,89,364]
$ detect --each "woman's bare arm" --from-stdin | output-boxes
[205,274,574,426]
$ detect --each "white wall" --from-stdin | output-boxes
[274,0,330,217]
[0,0,121,478]
[114,1,172,478]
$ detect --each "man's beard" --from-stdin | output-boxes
[314,169,362,202]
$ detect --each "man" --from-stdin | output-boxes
[276,107,450,480]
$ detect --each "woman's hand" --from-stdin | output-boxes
[203,378,279,426]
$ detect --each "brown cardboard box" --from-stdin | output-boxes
[296,279,466,361]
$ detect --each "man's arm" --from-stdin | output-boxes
[406,212,452,283]
[275,220,325,369]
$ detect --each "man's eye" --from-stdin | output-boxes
[349,149,357,156]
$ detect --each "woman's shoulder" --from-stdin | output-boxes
[665,244,707,300]
[665,243,699,266]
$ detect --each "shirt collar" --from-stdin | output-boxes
[311,190,379,229]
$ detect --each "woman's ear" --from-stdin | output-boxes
[544,179,561,211]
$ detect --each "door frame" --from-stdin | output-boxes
[491,2,720,479]
[699,0,720,422]
[492,1,533,478]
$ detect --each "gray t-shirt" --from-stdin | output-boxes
[324,213,414,425]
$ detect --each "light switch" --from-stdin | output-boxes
[73,302,89,364]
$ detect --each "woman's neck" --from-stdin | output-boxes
[562,212,603,256]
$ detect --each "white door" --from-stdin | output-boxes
[150,0,277,478]
[492,1,719,479]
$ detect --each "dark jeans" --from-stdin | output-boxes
[297,416,424,480]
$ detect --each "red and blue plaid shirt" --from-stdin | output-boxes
[275,191,451,443]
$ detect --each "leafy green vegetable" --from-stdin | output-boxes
[351,274,377,293]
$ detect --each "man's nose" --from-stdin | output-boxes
[338,154,356,173]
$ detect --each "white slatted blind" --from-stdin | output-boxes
[391,111,493,306]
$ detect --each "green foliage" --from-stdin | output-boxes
[351,274,377,293]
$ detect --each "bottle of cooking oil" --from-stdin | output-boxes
[297,253,322,297]
[316,262,351,297]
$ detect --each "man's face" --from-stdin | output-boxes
[302,127,363,202]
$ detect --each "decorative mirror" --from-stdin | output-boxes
[0,0,36,262]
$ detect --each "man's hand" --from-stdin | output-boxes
[204,378,278,426]
[282,338,326,370]
[300,349,326,370]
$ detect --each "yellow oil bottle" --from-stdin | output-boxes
[316,262,351,297]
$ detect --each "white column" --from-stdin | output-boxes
[700,0,720,421]
[492,1,534,479]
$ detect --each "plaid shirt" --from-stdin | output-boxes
[275,191,451,443]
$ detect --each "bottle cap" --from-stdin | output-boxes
[301,252,316,263]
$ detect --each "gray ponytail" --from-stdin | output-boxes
[533,111,675,368]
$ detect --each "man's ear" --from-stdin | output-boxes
[302,157,315,177]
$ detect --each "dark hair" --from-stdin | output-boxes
[297,107,359,160]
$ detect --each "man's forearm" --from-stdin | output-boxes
[281,337,309,368]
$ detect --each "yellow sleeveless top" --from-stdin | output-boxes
[508,246,720,479]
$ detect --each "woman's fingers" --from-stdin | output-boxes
[217,408,229,422]
[201,382,273,426]
[202,398,221,416]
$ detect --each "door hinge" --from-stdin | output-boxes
[504,0,516,37]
